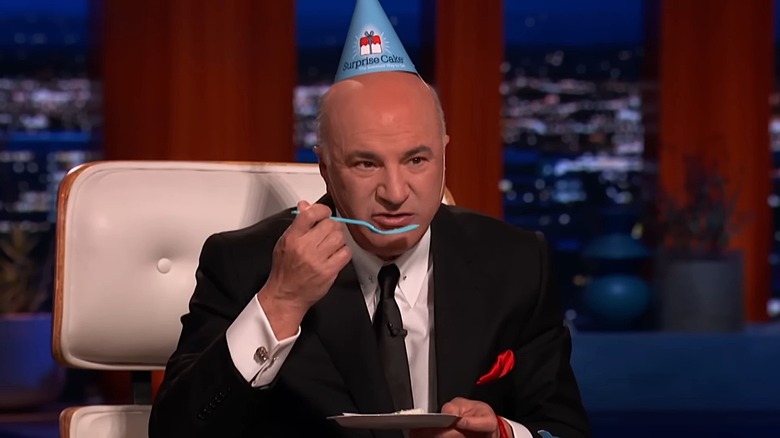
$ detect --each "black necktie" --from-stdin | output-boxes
[374,264,414,411]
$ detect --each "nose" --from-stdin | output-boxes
[376,165,410,208]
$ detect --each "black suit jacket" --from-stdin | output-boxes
[149,202,591,438]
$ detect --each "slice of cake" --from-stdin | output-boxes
[394,408,425,415]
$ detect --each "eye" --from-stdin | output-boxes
[355,160,376,169]
[409,156,426,165]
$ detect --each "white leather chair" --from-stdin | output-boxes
[53,160,454,437]
[53,161,328,437]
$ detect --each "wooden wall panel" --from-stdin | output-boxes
[659,0,773,321]
[99,0,295,161]
[435,0,504,217]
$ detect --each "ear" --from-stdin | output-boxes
[440,136,449,201]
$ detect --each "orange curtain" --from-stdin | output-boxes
[435,0,504,217]
[659,0,773,322]
[98,0,296,162]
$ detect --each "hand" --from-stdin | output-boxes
[258,201,352,338]
[410,398,507,438]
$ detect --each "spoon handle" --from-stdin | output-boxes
[291,209,419,235]
[290,209,364,226]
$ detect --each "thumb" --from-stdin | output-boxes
[297,200,311,211]
[454,415,495,433]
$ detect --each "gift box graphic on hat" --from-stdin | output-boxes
[359,30,382,55]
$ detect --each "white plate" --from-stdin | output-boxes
[328,413,459,429]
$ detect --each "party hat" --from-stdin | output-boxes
[334,0,418,82]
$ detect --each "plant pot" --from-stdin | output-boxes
[0,312,65,409]
[656,252,744,332]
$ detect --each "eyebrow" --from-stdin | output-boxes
[345,150,382,162]
[345,145,433,163]
[401,145,434,160]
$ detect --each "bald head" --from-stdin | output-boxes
[317,72,446,154]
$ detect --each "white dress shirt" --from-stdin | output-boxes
[348,226,434,412]
[225,223,531,438]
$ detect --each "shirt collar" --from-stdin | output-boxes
[343,220,431,308]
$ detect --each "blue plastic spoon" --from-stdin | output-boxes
[291,210,419,235]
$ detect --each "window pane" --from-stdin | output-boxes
[503,0,648,330]
[0,0,99,311]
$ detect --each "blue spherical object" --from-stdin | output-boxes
[583,233,650,260]
[584,275,650,323]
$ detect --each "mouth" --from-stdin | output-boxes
[371,213,415,230]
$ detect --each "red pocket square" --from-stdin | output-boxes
[476,350,515,385]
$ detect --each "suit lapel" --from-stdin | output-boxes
[431,207,492,408]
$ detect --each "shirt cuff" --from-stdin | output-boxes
[225,296,300,388]
[504,418,533,438]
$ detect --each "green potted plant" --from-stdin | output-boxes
[0,225,64,408]
[653,156,745,332]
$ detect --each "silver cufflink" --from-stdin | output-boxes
[254,346,269,364]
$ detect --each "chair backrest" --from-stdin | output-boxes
[53,161,327,370]
[53,160,455,371]
[60,405,151,437]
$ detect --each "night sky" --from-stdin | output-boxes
[0,0,647,49]
[294,0,644,48]
[6,0,780,48]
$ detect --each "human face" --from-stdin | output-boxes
[316,72,448,260]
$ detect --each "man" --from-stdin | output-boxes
[149,1,590,437]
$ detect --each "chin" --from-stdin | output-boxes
[364,233,419,259]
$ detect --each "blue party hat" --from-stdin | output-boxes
[334,0,418,82]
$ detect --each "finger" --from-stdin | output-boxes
[454,415,495,433]
[443,397,495,418]
[441,398,468,415]
[324,245,352,271]
[289,203,332,234]
[316,225,346,252]
[305,215,343,245]
[296,200,311,211]
[294,219,341,255]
